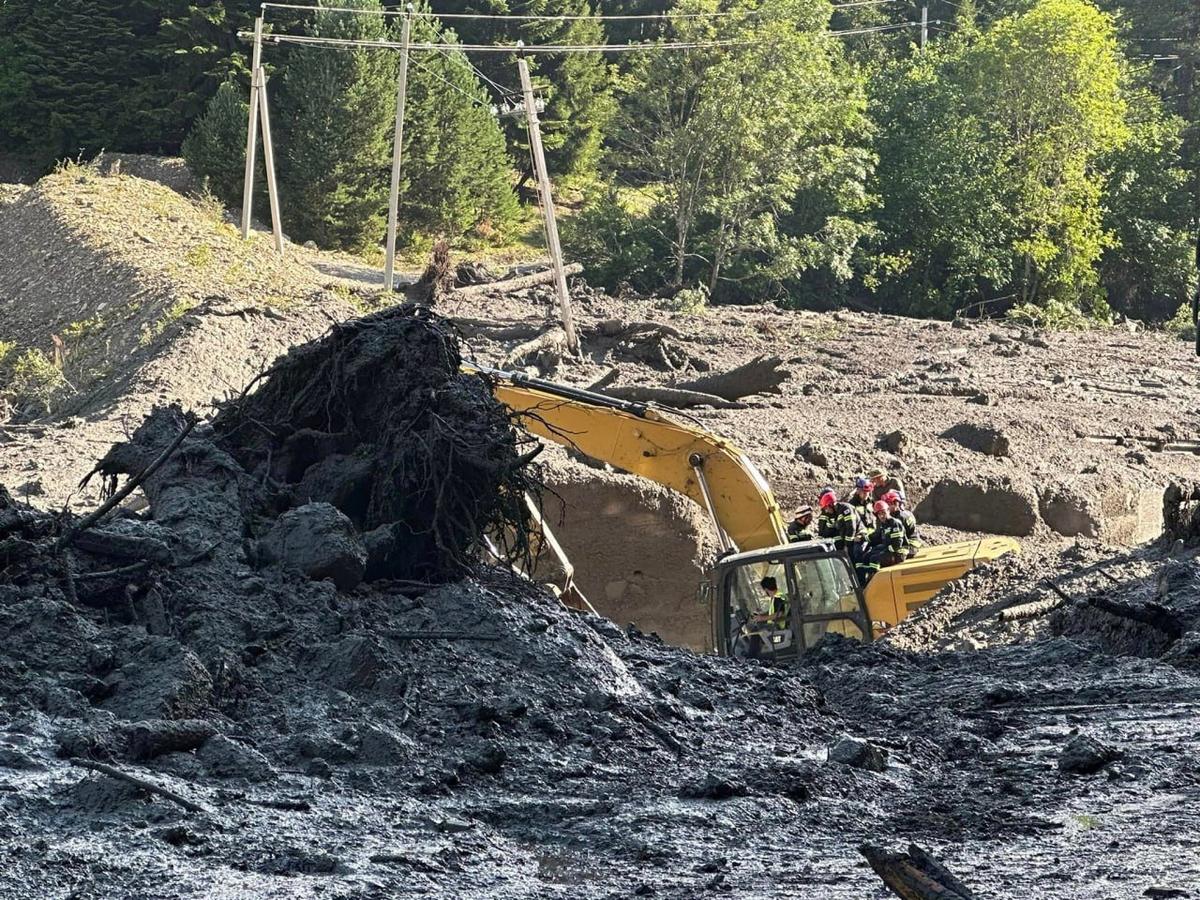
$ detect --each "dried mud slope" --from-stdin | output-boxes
[447,286,1200,549]
[0,164,360,510]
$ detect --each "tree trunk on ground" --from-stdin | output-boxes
[675,355,788,401]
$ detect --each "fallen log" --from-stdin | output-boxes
[126,719,217,761]
[602,385,744,410]
[590,319,685,341]
[675,355,788,401]
[72,530,172,564]
[502,327,569,368]
[1085,595,1183,640]
[859,844,978,900]
[70,758,210,815]
[453,263,582,298]
[451,318,547,342]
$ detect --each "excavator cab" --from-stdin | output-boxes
[712,543,871,660]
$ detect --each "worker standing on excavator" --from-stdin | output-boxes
[885,490,923,558]
[818,489,870,582]
[787,505,816,543]
[868,467,906,503]
[847,476,874,529]
[864,500,908,582]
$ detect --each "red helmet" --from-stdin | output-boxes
[872,500,890,515]
[882,490,902,505]
[818,490,837,510]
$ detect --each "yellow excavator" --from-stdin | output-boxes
[473,363,1018,659]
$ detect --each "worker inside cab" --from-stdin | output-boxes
[885,490,923,558]
[753,576,789,628]
[787,505,815,543]
[863,500,908,582]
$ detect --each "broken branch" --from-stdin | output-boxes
[70,758,210,815]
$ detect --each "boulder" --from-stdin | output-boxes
[1058,733,1120,775]
[916,476,1039,536]
[258,502,367,591]
[876,430,909,455]
[942,422,1011,458]
[827,735,888,772]
[198,735,276,782]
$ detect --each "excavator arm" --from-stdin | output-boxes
[469,363,787,553]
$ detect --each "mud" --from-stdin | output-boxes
[1,309,1200,898]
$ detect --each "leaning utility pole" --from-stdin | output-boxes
[383,5,414,292]
[516,46,580,356]
[240,16,284,254]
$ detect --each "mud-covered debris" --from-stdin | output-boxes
[860,843,978,899]
[1144,887,1192,898]
[943,422,1011,457]
[678,771,746,800]
[256,502,367,591]
[877,430,909,454]
[828,735,888,772]
[1058,733,1121,775]
[198,735,276,782]
[125,719,216,761]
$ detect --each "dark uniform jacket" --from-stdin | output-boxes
[869,516,908,565]
[787,520,816,543]
[897,509,922,556]
[818,502,865,552]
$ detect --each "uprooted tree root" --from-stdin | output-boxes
[211,303,542,582]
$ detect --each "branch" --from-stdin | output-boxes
[70,758,211,815]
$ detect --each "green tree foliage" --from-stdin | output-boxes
[0,1,254,164]
[182,80,252,208]
[271,3,515,250]
[567,0,874,303]
[273,1,398,251]
[870,0,1131,317]
[398,15,519,239]
[1099,84,1196,321]
[426,0,614,176]
[0,1,159,164]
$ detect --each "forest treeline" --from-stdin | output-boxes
[0,0,1195,323]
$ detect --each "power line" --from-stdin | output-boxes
[261,2,751,22]
[828,21,920,36]
[830,0,902,7]
[409,55,495,108]
[260,32,755,53]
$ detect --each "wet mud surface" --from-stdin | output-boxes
[1,306,1199,898]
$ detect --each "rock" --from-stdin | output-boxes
[968,393,997,406]
[916,476,1039,536]
[678,772,746,800]
[302,240,318,250]
[942,422,1011,457]
[198,735,276,782]
[827,735,888,772]
[258,502,367,591]
[306,757,333,779]
[796,441,829,468]
[463,740,506,775]
[0,746,45,771]
[1144,887,1191,898]
[101,637,213,721]
[1058,734,1120,775]
[877,430,909,454]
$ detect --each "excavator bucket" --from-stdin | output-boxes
[863,537,1020,630]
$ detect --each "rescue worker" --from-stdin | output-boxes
[864,499,908,582]
[884,490,923,558]
[846,476,874,529]
[817,489,870,583]
[753,576,788,628]
[787,505,816,543]
[868,467,907,503]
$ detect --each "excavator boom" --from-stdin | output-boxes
[470,364,787,553]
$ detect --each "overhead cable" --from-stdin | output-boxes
[261,2,750,21]
[260,32,754,53]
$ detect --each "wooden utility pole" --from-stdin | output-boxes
[516,47,580,356]
[240,16,284,254]
[241,16,264,239]
[257,67,285,254]
[920,5,928,49]
[384,6,414,292]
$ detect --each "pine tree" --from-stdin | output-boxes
[273,0,398,250]
[425,0,614,177]
[399,16,519,238]
[182,79,253,208]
